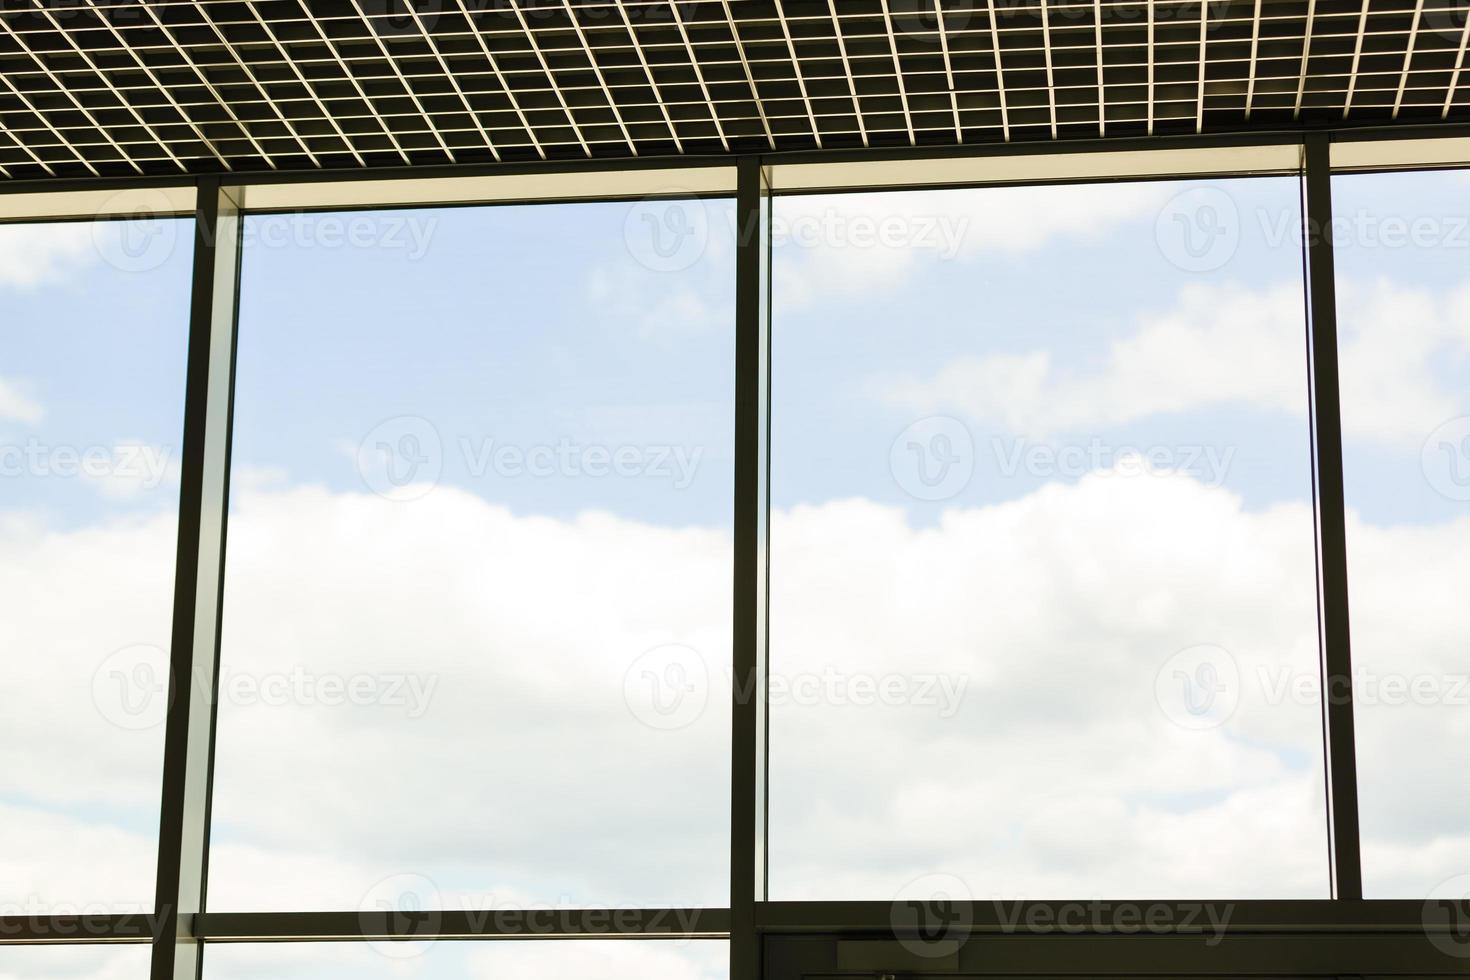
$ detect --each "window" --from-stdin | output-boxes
[1333,168,1470,898]
[0,216,193,913]
[208,200,735,910]
[0,945,150,980]
[203,940,727,980]
[768,178,1329,898]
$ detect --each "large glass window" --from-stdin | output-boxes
[0,944,150,980]
[768,178,1329,898]
[1333,168,1470,898]
[208,200,735,911]
[202,940,727,980]
[0,217,193,914]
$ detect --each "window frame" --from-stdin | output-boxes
[1,130,1467,979]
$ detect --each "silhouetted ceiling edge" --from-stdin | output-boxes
[1,0,1468,181]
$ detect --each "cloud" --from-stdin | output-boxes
[80,442,179,499]
[774,183,1172,306]
[0,377,44,424]
[7,462,1468,926]
[1337,278,1470,445]
[882,281,1307,439]
[883,278,1470,447]
[585,264,732,343]
[0,223,94,289]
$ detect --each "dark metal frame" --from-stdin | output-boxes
[3,126,1469,979]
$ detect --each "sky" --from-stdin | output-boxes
[1,167,1468,979]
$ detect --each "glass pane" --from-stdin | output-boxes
[203,940,727,980]
[0,944,151,980]
[209,202,734,910]
[769,178,1329,898]
[0,218,193,912]
[1333,169,1470,898]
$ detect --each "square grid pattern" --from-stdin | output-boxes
[0,0,1468,179]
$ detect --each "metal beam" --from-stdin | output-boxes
[0,915,157,945]
[195,908,730,942]
[1301,133,1363,902]
[149,179,243,980]
[730,155,769,980]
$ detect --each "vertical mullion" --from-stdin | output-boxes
[151,180,243,980]
[731,157,769,980]
[1301,135,1363,901]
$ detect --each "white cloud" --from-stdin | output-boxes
[586,264,732,343]
[883,278,1470,447]
[882,281,1307,439]
[7,464,1468,921]
[0,223,94,289]
[0,377,44,424]
[1337,278,1470,445]
[774,183,1171,306]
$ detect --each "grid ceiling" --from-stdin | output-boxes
[0,0,1468,179]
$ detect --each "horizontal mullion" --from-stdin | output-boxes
[0,914,157,945]
[756,899,1448,934]
[195,907,731,942]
